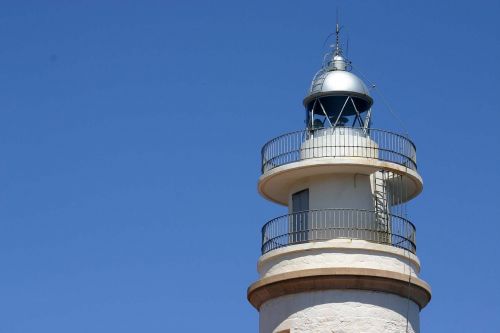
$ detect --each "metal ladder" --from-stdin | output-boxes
[310,69,327,93]
[373,171,391,243]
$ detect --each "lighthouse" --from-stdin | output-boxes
[247,26,431,333]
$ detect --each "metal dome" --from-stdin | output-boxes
[310,70,371,98]
[303,57,373,113]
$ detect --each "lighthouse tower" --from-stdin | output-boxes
[247,26,431,333]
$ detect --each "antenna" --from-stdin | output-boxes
[333,8,344,57]
[336,7,340,31]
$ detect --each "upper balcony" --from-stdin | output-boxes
[258,127,423,205]
[262,127,417,173]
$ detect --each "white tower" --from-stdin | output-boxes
[248,26,431,333]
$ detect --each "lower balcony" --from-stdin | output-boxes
[261,208,416,255]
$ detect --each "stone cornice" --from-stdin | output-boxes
[247,267,431,310]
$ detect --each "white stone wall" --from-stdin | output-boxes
[260,290,419,333]
[288,173,374,212]
[258,240,420,279]
[300,128,378,162]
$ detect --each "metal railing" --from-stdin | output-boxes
[261,127,417,173]
[261,208,416,254]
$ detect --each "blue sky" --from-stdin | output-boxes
[0,1,499,332]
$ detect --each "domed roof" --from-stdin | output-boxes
[303,58,373,109]
[311,70,370,96]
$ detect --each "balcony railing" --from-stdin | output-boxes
[261,127,417,173]
[261,208,416,254]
